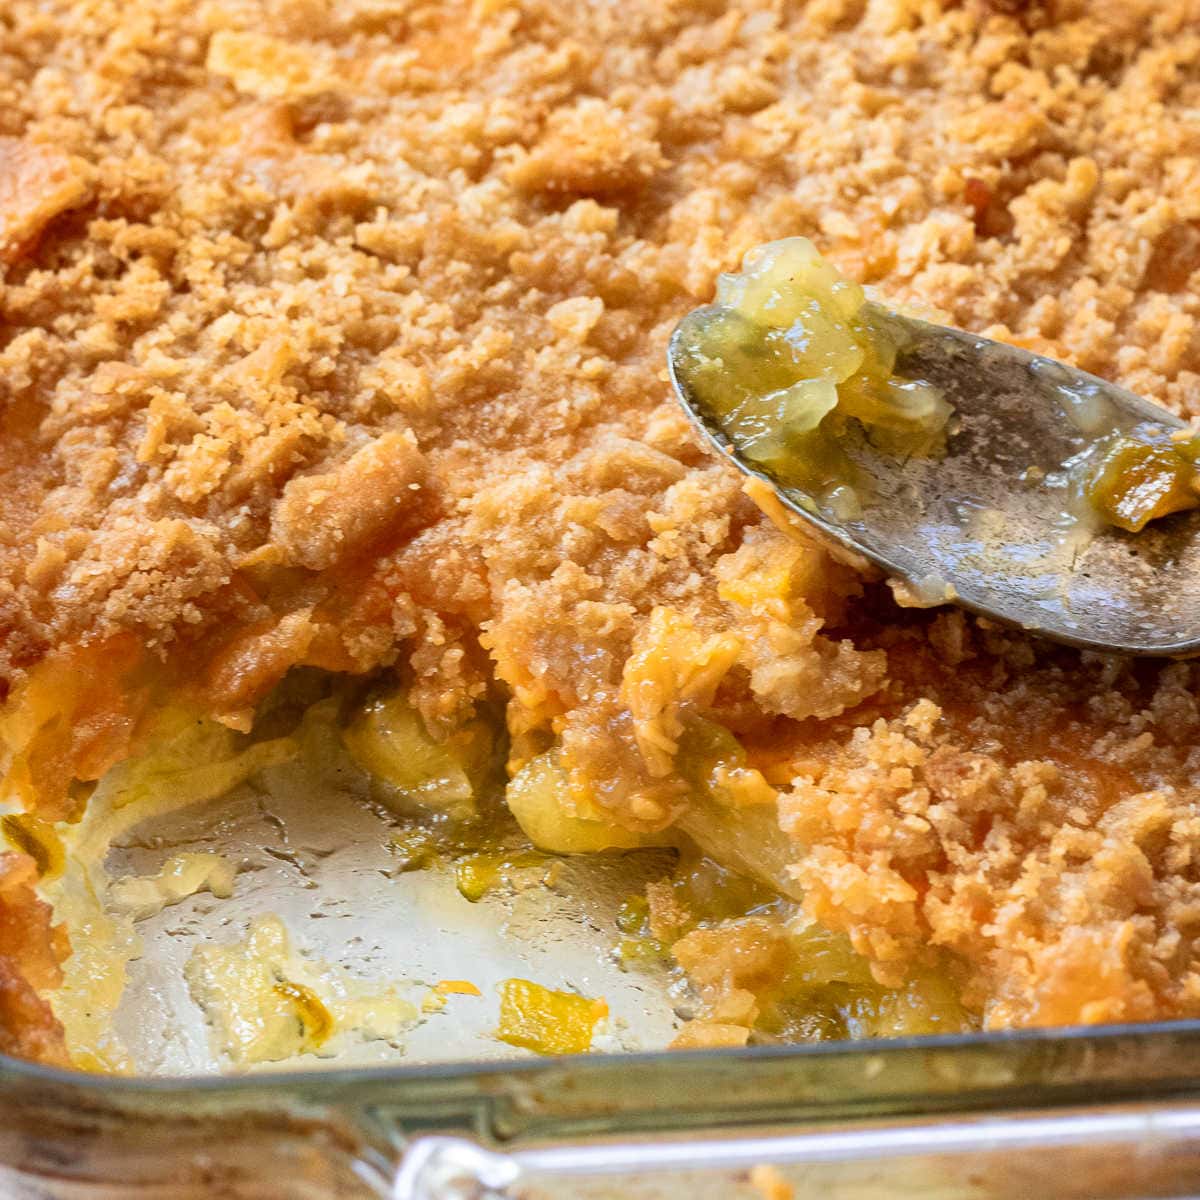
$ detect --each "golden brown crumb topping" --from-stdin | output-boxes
[4,0,1200,1056]
[0,853,67,1064]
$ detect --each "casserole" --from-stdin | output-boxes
[4,2,1200,1191]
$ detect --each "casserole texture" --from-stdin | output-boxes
[3,0,1200,1065]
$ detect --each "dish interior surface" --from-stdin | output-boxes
[101,759,679,1075]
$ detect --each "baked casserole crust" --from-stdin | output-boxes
[3,0,1200,1063]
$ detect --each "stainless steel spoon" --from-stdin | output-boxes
[669,303,1200,656]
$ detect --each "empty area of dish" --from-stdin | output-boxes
[30,675,970,1076]
[103,766,677,1075]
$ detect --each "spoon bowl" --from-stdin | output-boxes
[670,303,1200,657]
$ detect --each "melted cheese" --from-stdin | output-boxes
[107,853,236,922]
[184,915,417,1066]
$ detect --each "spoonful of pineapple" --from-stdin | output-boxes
[668,238,1200,656]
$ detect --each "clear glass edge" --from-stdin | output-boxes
[8,1022,1200,1197]
[6,1018,1200,1118]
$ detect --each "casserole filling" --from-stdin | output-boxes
[2,0,1200,1069]
[673,236,951,519]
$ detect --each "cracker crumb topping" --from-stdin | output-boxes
[3,0,1200,1056]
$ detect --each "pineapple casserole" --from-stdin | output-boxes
[3,0,1200,1065]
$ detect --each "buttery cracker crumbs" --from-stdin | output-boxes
[2,0,1200,1062]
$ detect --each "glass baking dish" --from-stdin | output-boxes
[7,1024,1200,1199]
[11,748,1200,1199]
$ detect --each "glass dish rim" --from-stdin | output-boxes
[8,1016,1200,1099]
[10,1018,1200,1198]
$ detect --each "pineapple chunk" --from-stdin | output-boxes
[1080,424,1200,532]
[496,978,607,1055]
[343,691,495,823]
[716,237,866,328]
[505,750,658,853]
[675,719,801,900]
[675,237,951,502]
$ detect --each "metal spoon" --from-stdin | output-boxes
[669,303,1200,656]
